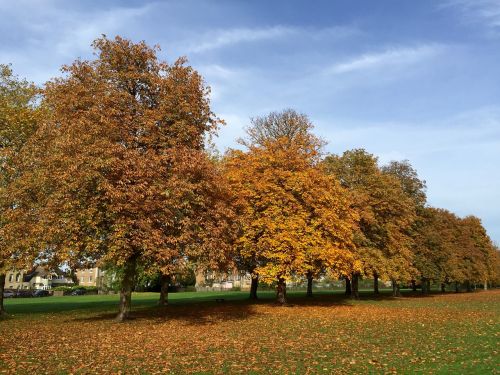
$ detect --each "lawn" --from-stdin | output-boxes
[0,290,498,374]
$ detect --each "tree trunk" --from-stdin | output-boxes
[351,273,359,299]
[455,281,460,293]
[374,273,379,295]
[440,283,446,293]
[0,273,6,316]
[306,272,313,298]
[116,257,137,322]
[484,279,488,291]
[276,277,286,305]
[69,266,79,285]
[411,279,417,292]
[392,279,401,297]
[421,277,428,294]
[345,277,352,296]
[465,280,472,292]
[249,274,259,300]
[158,274,170,306]
[426,279,431,293]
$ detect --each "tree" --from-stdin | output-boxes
[324,150,417,297]
[381,160,426,208]
[0,65,41,315]
[225,111,357,304]
[239,108,324,149]
[457,215,497,291]
[413,208,458,293]
[6,36,227,321]
[382,160,428,291]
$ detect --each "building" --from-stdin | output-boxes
[5,266,73,290]
[75,268,105,288]
[5,270,30,290]
[196,268,253,291]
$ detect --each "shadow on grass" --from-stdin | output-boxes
[69,291,404,324]
[73,300,264,325]
[3,288,471,323]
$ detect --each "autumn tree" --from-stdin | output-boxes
[382,160,427,291]
[324,150,417,297]
[225,110,356,304]
[456,215,498,291]
[6,36,229,321]
[413,208,459,293]
[0,65,41,315]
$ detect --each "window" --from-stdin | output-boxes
[80,277,84,283]
[15,273,20,282]
[89,276,92,282]
[8,274,13,282]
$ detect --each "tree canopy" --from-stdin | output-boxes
[0,35,498,317]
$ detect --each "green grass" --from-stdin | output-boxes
[1,289,498,374]
[2,288,396,315]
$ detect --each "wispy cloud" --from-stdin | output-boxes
[442,0,500,33]
[186,25,359,53]
[325,44,445,75]
[186,26,295,53]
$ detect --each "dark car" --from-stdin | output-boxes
[71,289,86,296]
[3,290,16,298]
[32,290,51,297]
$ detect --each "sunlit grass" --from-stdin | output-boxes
[1,290,498,374]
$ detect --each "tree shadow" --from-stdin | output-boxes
[72,298,261,325]
[113,290,463,323]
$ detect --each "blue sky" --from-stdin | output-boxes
[1,0,499,243]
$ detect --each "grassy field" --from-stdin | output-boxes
[1,290,498,374]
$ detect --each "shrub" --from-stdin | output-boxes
[52,286,98,295]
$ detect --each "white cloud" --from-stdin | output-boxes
[442,0,500,32]
[186,26,295,53]
[325,44,445,75]
[316,106,500,242]
[185,25,360,53]
[0,1,155,83]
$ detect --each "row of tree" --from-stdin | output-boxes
[1,36,498,320]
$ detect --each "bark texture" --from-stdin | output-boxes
[158,274,171,306]
[306,272,313,298]
[276,277,286,305]
[351,273,360,299]
[0,273,6,316]
[249,274,259,300]
[374,273,379,294]
[345,277,352,296]
[392,279,401,297]
[421,278,429,294]
[116,257,137,322]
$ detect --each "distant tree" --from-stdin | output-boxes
[239,108,324,150]
[457,215,497,291]
[324,149,417,297]
[5,36,228,321]
[0,65,41,315]
[414,208,499,293]
[381,160,426,208]
[414,208,457,293]
[382,159,427,291]
[226,111,357,304]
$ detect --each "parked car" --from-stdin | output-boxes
[32,290,51,297]
[3,290,16,298]
[71,289,86,296]
[16,290,33,298]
